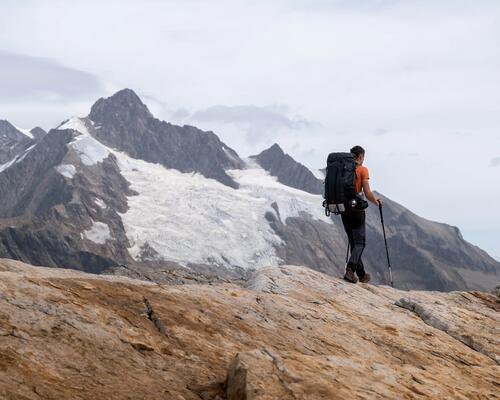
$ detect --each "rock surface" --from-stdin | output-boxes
[29,127,47,140]
[0,259,498,399]
[0,120,34,164]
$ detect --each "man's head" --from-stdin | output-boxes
[350,145,365,165]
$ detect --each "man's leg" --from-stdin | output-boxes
[341,214,354,256]
[347,211,366,274]
[341,212,358,283]
[348,211,370,282]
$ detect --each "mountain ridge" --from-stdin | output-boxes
[0,119,35,165]
[88,88,245,188]
[251,143,323,194]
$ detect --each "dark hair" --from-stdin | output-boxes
[350,145,365,157]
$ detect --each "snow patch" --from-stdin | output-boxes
[94,198,107,209]
[16,145,36,163]
[83,221,111,244]
[222,146,240,163]
[228,159,331,224]
[58,117,91,135]
[56,164,76,179]
[15,126,33,139]
[113,151,283,269]
[0,157,18,173]
[70,135,110,166]
[57,117,110,166]
[0,144,37,173]
[310,168,325,180]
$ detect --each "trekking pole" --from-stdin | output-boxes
[345,242,350,265]
[378,202,394,287]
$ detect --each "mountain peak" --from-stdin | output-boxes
[252,143,285,156]
[266,143,285,155]
[109,88,144,104]
[89,88,153,124]
[85,89,244,188]
[0,120,34,164]
[0,119,31,142]
[30,126,47,140]
[251,144,323,194]
[0,120,20,136]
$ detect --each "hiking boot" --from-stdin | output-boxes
[357,271,371,283]
[344,265,358,283]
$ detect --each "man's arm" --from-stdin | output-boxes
[362,179,382,206]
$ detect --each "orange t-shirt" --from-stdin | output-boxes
[355,165,369,193]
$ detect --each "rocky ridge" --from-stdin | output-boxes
[0,120,34,165]
[89,89,245,188]
[251,143,323,194]
[0,125,132,272]
[0,259,498,399]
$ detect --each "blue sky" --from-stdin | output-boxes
[0,0,499,259]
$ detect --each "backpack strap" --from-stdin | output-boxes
[335,162,344,204]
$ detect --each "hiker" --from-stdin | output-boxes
[341,145,382,283]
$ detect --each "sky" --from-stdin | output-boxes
[0,0,499,259]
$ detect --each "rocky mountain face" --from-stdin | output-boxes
[0,120,34,165]
[0,129,73,218]
[0,88,498,291]
[363,193,499,290]
[251,143,323,194]
[0,123,132,273]
[89,89,245,188]
[29,127,47,140]
[0,259,498,399]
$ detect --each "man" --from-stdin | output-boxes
[342,145,382,283]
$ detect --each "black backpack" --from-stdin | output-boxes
[323,152,365,216]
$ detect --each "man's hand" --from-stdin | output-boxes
[362,179,383,208]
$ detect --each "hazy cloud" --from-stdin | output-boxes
[490,157,500,167]
[192,105,312,129]
[0,51,105,102]
[178,104,317,144]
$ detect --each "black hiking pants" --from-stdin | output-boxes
[341,210,366,274]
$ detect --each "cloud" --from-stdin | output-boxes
[490,157,500,167]
[178,104,317,144]
[374,128,389,136]
[191,105,311,128]
[0,51,105,103]
[0,51,107,129]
